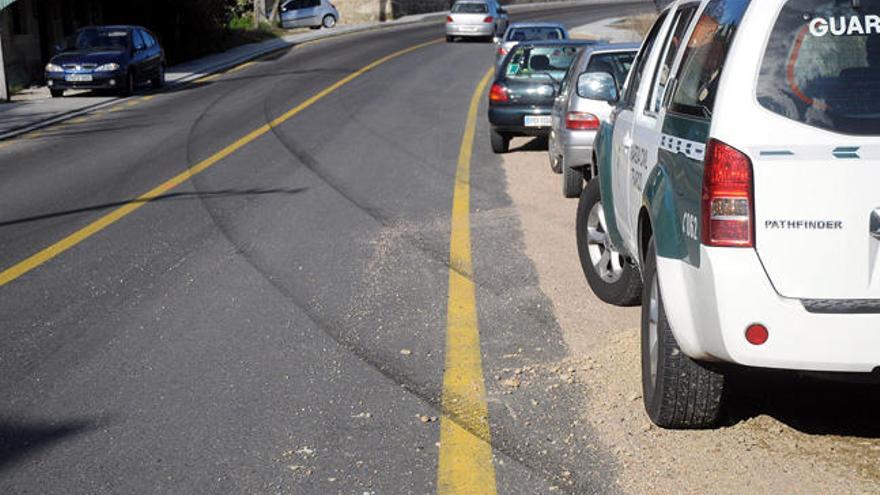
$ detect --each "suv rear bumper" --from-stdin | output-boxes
[657,247,880,373]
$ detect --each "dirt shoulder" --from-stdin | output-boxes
[501,136,880,494]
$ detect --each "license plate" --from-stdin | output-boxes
[524,115,551,127]
[65,74,93,82]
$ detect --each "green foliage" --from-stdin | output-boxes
[99,0,277,64]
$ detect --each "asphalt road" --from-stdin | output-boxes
[0,3,653,493]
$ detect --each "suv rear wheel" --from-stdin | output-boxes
[641,238,725,429]
[576,179,641,305]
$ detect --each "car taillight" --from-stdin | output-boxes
[484,16,494,23]
[446,15,453,22]
[565,112,599,130]
[497,46,508,57]
[489,82,509,103]
[701,139,754,247]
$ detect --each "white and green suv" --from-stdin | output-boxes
[580,0,880,428]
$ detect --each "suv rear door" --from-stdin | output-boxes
[750,0,880,300]
[610,9,672,255]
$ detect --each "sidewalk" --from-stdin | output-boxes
[0,0,651,140]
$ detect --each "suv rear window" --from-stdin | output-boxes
[757,0,880,135]
[452,2,488,13]
[669,0,750,118]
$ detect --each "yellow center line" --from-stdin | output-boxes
[0,38,441,287]
[437,67,496,495]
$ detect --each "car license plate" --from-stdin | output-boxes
[524,115,551,127]
[65,74,93,82]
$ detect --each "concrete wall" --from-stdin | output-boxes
[1,0,42,90]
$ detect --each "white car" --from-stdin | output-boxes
[585,0,880,428]
[446,0,509,42]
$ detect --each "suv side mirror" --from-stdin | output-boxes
[577,71,618,103]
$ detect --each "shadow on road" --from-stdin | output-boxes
[0,417,101,471]
[510,136,549,152]
[0,187,308,228]
[724,369,880,438]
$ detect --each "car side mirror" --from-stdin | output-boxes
[577,71,618,104]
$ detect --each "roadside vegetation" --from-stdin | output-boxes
[99,0,282,65]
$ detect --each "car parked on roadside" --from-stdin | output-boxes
[488,40,598,153]
[45,25,165,97]
[279,0,340,30]
[446,0,509,42]
[549,42,638,197]
[583,0,880,429]
[494,22,569,65]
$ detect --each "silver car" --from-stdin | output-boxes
[280,0,340,29]
[549,43,638,198]
[494,22,568,65]
[446,0,508,42]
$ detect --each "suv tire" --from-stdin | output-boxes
[490,128,510,153]
[562,162,583,198]
[576,179,641,305]
[641,238,725,429]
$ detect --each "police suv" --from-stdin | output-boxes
[581,0,880,428]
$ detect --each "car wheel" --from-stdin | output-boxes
[446,35,455,42]
[151,64,165,89]
[576,179,641,305]
[490,128,510,153]
[121,71,135,96]
[322,15,336,28]
[50,89,64,98]
[562,161,583,198]
[641,238,725,429]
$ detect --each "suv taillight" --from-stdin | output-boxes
[701,139,753,247]
[446,15,453,22]
[484,16,494,23]
[489,82,509,103]
[565,112,599,130]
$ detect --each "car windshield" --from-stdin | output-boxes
[504,45,581,80]
[756,0,880,135]
[506,27,566,42]
[451,2,489,13]
[74,28,129,51]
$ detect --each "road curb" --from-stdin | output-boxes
[0,0,652,142]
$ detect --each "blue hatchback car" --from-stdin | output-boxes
[45,25,165,97]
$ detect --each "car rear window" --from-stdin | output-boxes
[505,45,582,81]
[452,2,488,13]
[507,27,566,42]
[756,0,880,135]
[584,51,636,94]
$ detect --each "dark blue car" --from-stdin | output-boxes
[45,25,165,97]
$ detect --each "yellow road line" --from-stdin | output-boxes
[0,38,441,287]
[437,67,496,495]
